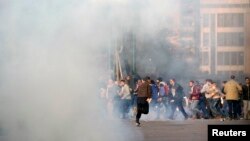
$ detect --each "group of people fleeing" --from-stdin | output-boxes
[99,75,250,126]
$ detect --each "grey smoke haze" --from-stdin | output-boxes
[0,0,179,141]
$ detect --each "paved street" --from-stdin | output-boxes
[0,119,249,141]
[127,119,250,141]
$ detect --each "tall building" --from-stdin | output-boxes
[200,0,250,80]
[179,0,200,60]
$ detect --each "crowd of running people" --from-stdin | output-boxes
[98,75,250,122]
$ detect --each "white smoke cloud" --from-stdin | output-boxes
[0,0,180,141]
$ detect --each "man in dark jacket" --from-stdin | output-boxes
[168,78,188,120]
[242,77,250,120]
[135,77,151,126]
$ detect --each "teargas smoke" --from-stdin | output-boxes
[0,0,180,141]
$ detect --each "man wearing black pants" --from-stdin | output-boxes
[135,77,151,126]
[168,78,188,120]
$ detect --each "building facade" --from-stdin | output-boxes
[179,0,200,57]
[200,0,250,80]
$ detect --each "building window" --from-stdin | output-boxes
[224,52,230,65]
[217,33,225,46]
[203,14,209,27]
[217,52,223,65]
[239,52,244,65]
[217,13,244,27]
[202,52,209,65]
[231,52,237,65]
[203,32,209,47]
[217,52,244,65]
[217,32,244,46]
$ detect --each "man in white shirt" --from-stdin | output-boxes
[119,80,132,119]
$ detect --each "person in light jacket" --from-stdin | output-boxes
[224,75,242,120]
